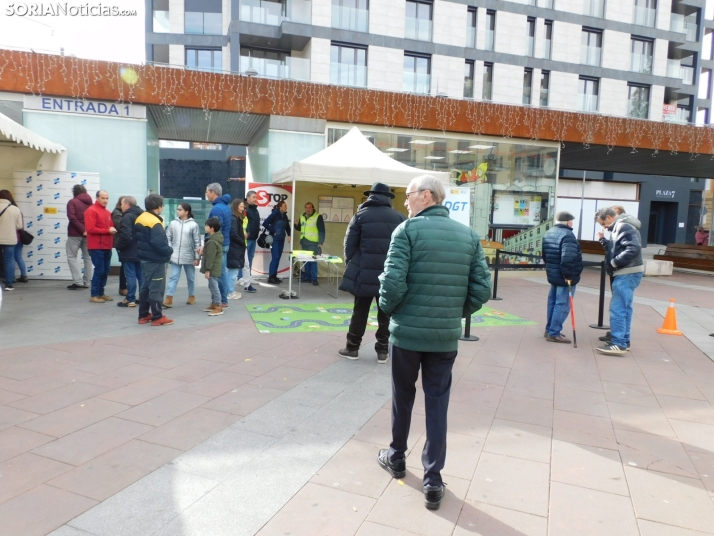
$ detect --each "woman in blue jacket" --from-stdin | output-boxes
[262,201,290,284]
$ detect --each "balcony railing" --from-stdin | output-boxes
[581,45,601,66]
[681,65,694,85]
[464,79,474,98]
[537,0,554,8]
[578,94,598,112]
[405,17,432,41]
[153,10,170,33]
[466,26,476,48]
[239,0,311,26]
[583,0,604,17]
[633,6,656,27]
[330,63,367,87]
[332,5,368,32]
[483,81,492,100]
[403,72,431,94]
[631,52,653,74]
[527,36,534,57]
[485,30,494,51]
[240,56,310,80]
[668,60,694,85]
[670,14,699,41]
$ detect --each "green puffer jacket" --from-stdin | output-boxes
[378,204,492,352]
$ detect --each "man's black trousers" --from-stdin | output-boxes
[387,344,457,487]
[346,296,389,353]
[138,262,166,321]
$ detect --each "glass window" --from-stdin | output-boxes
[464,60,475,98]
[543,21,552,60]
[631,38,653,74]
[332,0,369,32]
[581,29,602,66]
[406,1,433,42]
[240,47,309,80]
[633,0,656,27]
[485,10,495,52]
[331,43,368,87]
[627,84,650,118]
[578,77,599,112]
[483,62,493,101]
[677,106,691,123]
[467,8,477,48]
[527,18,535,57]
[152,0,170,33]
[697,107,710,125]
[403,53,431,94]
[186,48,222,72]
[584,0,604,18]
[537,0,554,8]
[540,70,550,106]
[699,68,712,99]
[239,0,286,26]
[704,29,714,60]
[523,68,533,105]
[185,11,223,34]
[153,44,169,64]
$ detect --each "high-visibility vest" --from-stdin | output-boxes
[300,212,320,242]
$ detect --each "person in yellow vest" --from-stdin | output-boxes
[294,202,325,285]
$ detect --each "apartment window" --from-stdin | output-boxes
[485,10,495,52]
[584,0,605,18]
[483,62,493,101]
[543,20,553,60]
[466,8,477,48]
[631,38,653,74]
[185,0,222,35]
[403,53,431,94]
[578,77,599,112]
[464,60,475,98]
[581,29,602,66]
[677,105,691,122]
[152,44,169,64]
[699,68,712,99]
[186,48,222,72]
[704,29,714,60]
[152,0,170,32]
[540,70,550,106]
[240,0,286,26]
[697,107,710,125]
[627,84,650,118]
[537,0,554,8]
[523,68,533,105]
[406,0,433,42]
[527,18,535,57]
[331,43,367,87]
[332,0,369,33]
[633,0,656,27]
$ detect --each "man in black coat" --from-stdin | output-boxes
[338,182,406,363]
[542,211,583,344]
[115,196,144,308]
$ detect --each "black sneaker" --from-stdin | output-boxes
[312,280,319,286]
[338,348,359,360]
[117,300,136,308]
[17,276,28,283]
[598,332,612,342]
[377,352,389,364]
[244,285,257,293]
[4,284,13,291]
[424,484,446,510]
[67,283,83,290]
[546,334,571,344]
[267,276,279,284]
[377,449,406,478]
[596,344,628,356]
[598,336,630,349]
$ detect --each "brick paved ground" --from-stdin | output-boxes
[1,270,713,535]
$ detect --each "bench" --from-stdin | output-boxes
[654,244,714,272]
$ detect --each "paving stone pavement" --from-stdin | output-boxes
[1,271,714,535]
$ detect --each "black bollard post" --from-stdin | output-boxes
[491,249,502,301]
[460,315,480,341]
[589,260,610,330]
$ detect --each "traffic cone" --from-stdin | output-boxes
[657,299,683,336]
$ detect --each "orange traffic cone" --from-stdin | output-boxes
[657,299,683,336]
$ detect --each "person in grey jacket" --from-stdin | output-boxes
[164,203,201,307]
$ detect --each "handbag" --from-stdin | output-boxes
[257,230,270,249]
[18,229,34,245]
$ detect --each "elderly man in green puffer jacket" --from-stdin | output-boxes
[376,175,491,511]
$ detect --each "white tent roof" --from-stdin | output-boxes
[272,126,450,187]
[0,113,67,181]
[0,112,65,153]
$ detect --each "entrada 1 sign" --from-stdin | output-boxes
[39,98,131,117]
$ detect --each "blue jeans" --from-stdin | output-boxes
[123,261,143,303]
[88,249,112,297]
[226,267,242,293]
[1,244,16,285]
[218,245,229,302]
[546,284,574,337]
[208,276,221,305]
[166,263,196,297]
[246,240,256,272]
[610,273,643,348]
[300,238,319,281]
[14,244,26,277]
[269,239,284,276]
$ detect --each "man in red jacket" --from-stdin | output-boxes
[66,184,93,290]
[84,190,117,303]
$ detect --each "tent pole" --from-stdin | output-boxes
[288,179,296,297]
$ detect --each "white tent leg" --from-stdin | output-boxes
[288,179,296,297]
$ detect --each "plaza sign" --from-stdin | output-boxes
[24,95,146,119]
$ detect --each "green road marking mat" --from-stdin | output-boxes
[247,304,536,333]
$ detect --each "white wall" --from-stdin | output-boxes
[656,0,672,31]
[433,0,467,47]
[493,63,526,104]
[599,78,628,116]
[495,11,527,56]
[551,21,582,64]
[535,18,546,59]
[222,0,230,34]
[432,55,467,97]
[606,0,632,24]
[558,0,583,15]
[474,60,484,99]
[309,38,331,84]
[549,71,579,111]
[651,85,665,120]
[169,0,184,33]
[222,45,230,72]
[533,67,542,106]
[367,46,404,92]
[370,0,405,38]
[312,0,331,27]
[476,8,486,50]
[653,38,668,77]
[602,30,631,71]
[169,44,184,66]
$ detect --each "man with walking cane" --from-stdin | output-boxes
[542,211,583,344]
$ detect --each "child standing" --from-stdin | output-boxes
[201,217,224,316]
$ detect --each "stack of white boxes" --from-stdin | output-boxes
[12,170,100,280]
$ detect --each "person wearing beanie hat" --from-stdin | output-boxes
[542,212,583,343]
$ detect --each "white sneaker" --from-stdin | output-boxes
[228,292,242,300]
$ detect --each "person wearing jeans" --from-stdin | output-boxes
[262,200,291,284]
[88,249,112,298]
[226,199,247,299]
[244,190,260,293]
[115,197,144,307]
[595,206,644,355]
[0,190,23,290]
[66,184,93,289]
[204,183,232,304]
[84,190,117,303]
[164,203,201,307]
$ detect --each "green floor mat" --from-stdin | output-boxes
[247,304,536,333]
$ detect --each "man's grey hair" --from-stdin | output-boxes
[410,175,445,204]
[595,207,616,222]
[206,183,222,196]
[246,190,256,198]
[122,196,137,207]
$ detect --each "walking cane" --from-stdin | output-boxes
[566,280,577,348]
